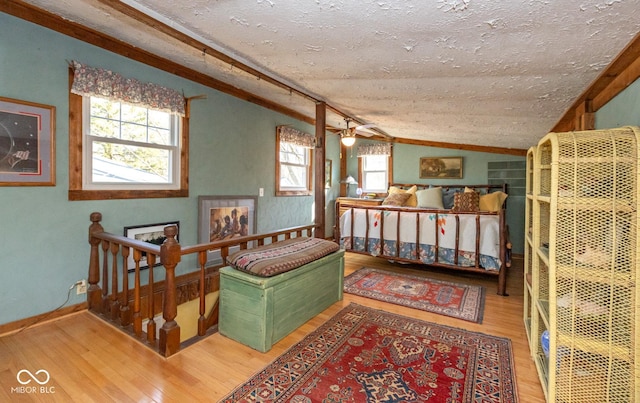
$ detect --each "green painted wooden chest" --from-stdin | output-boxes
[219,249,345,352]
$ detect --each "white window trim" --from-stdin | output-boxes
[361,155,389,193]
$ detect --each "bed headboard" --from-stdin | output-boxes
[389,183,508,195]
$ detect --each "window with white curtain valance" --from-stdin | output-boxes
[278,126,316,148]
[357,143,392,157]
[70,60,186,116]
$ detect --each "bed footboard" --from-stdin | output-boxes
[336,201,511,296]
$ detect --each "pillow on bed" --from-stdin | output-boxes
[451,191,479,212]
[441,188,457,209]
[382,192,411,206]
[388,185,417,207]
[416,187,444,209]
[480,191,508,212]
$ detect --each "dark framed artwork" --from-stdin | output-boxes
[124,221,179,271]
[419,157,463,179]
[198,195,257,266]
[0,96,55,186]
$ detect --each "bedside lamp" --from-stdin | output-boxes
[341,175,358,197]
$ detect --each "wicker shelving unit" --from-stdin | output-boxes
[524,145,536,354]
[530,127,639,402]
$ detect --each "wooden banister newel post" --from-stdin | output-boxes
[88,212,104,312]
[159,225,181,357]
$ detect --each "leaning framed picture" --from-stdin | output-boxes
[419,157,463,179]
[124,221,179,271]
[0,96,56,186]
[325,159,332,188]
[198,195,257,266]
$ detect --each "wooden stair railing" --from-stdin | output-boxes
[87,212,317,357]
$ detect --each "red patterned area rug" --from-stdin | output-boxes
[344,267,485,323]
[220,303,518,403]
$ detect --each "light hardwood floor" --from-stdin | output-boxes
[0,252,545,402]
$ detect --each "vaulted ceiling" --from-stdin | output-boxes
[8,0,640,152]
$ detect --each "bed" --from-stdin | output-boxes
[335,184,511,296]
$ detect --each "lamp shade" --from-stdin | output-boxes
[341,135,356,147]
[342,175,357,185]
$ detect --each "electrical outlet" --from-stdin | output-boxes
[76,279,87,295]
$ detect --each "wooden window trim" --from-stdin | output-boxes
[68,68,189,201]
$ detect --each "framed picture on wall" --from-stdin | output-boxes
[198,195,257,266]
[419,157,463,179]
[0,96,55,186]
[124,221,179,271]
[325,159,332,188]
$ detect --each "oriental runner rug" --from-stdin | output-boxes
[220,303,518,402]
[343,267,485,323]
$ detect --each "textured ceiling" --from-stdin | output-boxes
[18,0,640,150]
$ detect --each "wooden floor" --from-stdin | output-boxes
[0,252,545,402]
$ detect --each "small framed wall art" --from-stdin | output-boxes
[124,221,179,271]
[0,96,56,186]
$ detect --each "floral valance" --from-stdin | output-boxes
[357,143,392,157]
[278,126,316,148]
[70,61,186,116]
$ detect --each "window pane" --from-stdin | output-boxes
[364,155,387,170]
[121,103,148,125]
[148,110,171,129]
[148,127,170,145]
[365,171,387,191]
[90,97,119,119]
[121,122,147,142]
[90,117,120,138]
[92,141,170,183]
[280,143,306,165]
[280,164,307,188]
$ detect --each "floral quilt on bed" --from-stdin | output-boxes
[340,208,501,271]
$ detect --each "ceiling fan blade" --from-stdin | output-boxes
[355,123,377,130]
[355,129,375,137]
[354,123,378,136]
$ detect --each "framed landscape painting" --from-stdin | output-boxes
[419,157,463,179]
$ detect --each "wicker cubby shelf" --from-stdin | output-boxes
[526,127,640,402]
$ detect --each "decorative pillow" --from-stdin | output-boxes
[382,192,411,206]
[416,187,444,209]
[451,191,479,212]
[479,191,508,212]
[442,188,457,209]
[387,185,417,207]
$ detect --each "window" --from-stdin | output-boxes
[276,126,313,196]
[361,155,388,192]
[84,96,180,189]
[68,62,188,200]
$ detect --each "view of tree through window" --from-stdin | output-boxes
[279,142,309,189]
[88,96,177,184]
[362,155,388,192]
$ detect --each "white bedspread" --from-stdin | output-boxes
[339,208,502,270]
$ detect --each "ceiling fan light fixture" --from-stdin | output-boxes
[341,130,356,146]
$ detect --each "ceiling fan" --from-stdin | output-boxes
[340,118,377,146]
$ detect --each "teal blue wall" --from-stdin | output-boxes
[0,12,341,326]
[595,78,640,129]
